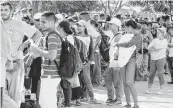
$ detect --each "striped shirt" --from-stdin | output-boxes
[117,33,142,58]
[41,33,62,76]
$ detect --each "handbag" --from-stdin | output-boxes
[135,35,148,82]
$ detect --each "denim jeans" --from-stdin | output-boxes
[121,57,138,105]
[148,58,166,85]
[143,54,149,72]
[6,60,25,107]
[90,52,102,86]
[104,67,123,101]
[81,62,94,99]
[60,79,72,107]
[167,57,173,82]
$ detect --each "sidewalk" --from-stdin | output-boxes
[71,75,173,108]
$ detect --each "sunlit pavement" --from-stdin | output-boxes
[70,75,173,108]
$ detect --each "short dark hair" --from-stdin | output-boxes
[100,13,105,17]
[165,15,170,21]
[41,11,57,22]
[116,14,121,19]
[106,15,111,21]
[125,20,138,29]
[1,1,12,10]
[59,20,73,35]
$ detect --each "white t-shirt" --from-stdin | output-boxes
[3,19,37,60]
[76,36,90,51]
[66,35,75,45]
[148,38,168,60]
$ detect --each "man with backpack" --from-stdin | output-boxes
[30,11,62,108]
[99,18,123,105]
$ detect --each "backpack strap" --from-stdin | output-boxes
[108,32,120,45]
[45,31,63,48]
[74,37,81,52]
[45,31,62,66]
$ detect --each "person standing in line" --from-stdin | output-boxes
[30,11,61,108]
[146,28,168,94]
[1,2,42,107]
[1,19,18,108]
[116,20,142,108]
[167,27,173,84]
[27,12,43,102]
[79,12,102,87]
[139,22,153,76]
[103,18,123,105]
[76,20,100,104]
[57,20,83,107]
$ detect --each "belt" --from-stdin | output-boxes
[41,75,60,79]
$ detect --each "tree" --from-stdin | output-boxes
[129,0,173,14]
[31,0,99,15]
[99,0,127,17]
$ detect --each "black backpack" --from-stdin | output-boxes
[46,32,82,79]
[20,100,38,108]
[99,30,119,62]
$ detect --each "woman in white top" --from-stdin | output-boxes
[76,20,100,104]
[146,28,168,95]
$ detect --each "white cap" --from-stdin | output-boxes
[108,18,122,27]
[33,13,42,20]
[157,28,167,37]
[55,14,64,21]
[77,20,87,27]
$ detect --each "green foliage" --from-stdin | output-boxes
[32,0,99,14]
[129,0,173,14]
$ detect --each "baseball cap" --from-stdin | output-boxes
[55,14,64,21]
[108,18,122,27]
[157,28,167,36]
[33,13,42,20]
[77,20,87,27]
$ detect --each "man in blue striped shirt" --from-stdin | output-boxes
[30,11,61,108]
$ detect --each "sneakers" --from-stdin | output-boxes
[132,105,140,108]
[89,98,101,104]
[112,99,122,105]
[80,97,88,102]
[105,98,113,104]
[108,99,122,106]
[167,81,173,84]
[145,89,152,94]
[157,90,163,95]
[123,104,132,108]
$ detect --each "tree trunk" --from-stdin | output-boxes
[32,1,39,15]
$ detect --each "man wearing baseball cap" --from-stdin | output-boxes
[104,17,123,105]
[33,12,42,30]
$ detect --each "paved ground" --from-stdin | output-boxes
[70,75,173,108]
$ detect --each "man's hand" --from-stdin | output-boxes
[6,60,13,70]
[30,44,40,55]
[18,40,31,51]
[149,47,156,52]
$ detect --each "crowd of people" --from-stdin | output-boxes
[1,1,173,108]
